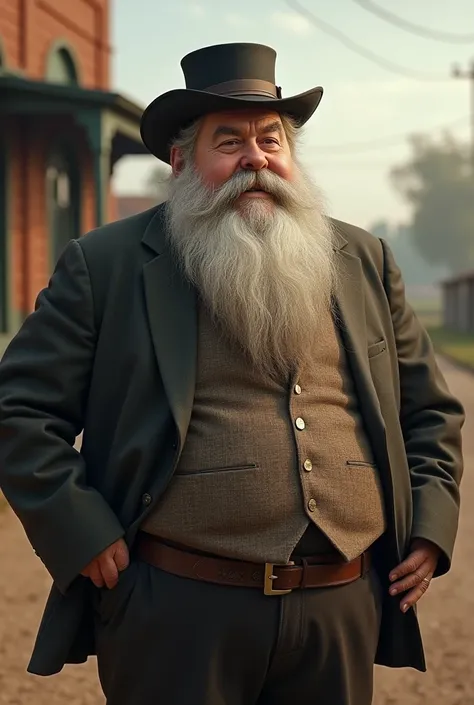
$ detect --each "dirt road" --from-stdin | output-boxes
[373,357,474,705]
[0,357,472,704]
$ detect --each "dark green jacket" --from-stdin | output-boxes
[0,205,464,675]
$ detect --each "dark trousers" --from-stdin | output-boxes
[94,559,382,705]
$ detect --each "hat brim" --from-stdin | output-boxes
[140,87,323,164]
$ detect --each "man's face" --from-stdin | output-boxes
[173,109,294,209]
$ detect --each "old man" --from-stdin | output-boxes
[0,42,464,705]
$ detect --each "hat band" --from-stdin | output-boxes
[204,78,281,99]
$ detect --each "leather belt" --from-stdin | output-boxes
[135,532,371,595]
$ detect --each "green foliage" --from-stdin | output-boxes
[390,134,474,274]
[427,326,474,369]
[369,220,448,287]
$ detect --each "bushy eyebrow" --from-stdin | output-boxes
[212,125,241,140]
[259,120,284,137]
[211,120,284,141]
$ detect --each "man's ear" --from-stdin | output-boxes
[170,146,185,176]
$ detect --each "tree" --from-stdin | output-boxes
[390,133,474,274]
[369,219,448,287]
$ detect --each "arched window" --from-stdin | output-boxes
[46,147,80,265]
[46,44,79,85]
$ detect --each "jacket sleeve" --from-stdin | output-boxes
[0,240,125,594]
[381,239,464,576]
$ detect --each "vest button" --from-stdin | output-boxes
[294,384,302,395]
[308,498,317,512]
[142,493,152,506]
[303,459,313,472]
[295,417,305,431]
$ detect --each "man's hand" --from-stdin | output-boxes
[388,538,441,613]
[80,538,129,589]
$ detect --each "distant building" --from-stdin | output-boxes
[442,270,474,333]
[115,196,160,221]
[0,0,148,337]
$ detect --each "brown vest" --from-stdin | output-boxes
[141,301,386,563]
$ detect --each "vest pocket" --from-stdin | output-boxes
[346,460,377,468]
[177,463,260,476]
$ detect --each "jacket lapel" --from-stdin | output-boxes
[141,208,197,446]
[139,207,387,461]
[334,247,388,461]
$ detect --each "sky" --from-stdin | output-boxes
[110,0,473,230]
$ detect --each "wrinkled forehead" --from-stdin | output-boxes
[199,109,285,140]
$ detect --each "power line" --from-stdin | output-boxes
[452,61,474,173]
[305,160,405,168]
[352,0,474,44]
[285,0,450,81]
[305,116,469,155]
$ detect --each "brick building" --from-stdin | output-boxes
[0,0,147,337]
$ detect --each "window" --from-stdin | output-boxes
[46,45,78,85]
[46,147,80,265]
[0,141,7,333]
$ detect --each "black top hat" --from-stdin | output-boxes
[140,42,323,164]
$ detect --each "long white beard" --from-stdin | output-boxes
[165,161,339,379]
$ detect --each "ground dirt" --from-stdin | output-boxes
[0,358,472,704]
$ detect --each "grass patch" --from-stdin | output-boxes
[427,326,474,369]
[409,297,441,313]
[417,311,442,328]
[408,297,442,329]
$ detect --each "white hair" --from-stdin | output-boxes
[164,125,339,379]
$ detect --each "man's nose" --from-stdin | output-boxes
[240,145,268,171]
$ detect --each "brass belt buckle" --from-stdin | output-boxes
[263,562,293,596]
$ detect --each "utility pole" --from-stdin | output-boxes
[452,59,474,174]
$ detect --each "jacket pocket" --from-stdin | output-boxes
[368,339,387,359]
